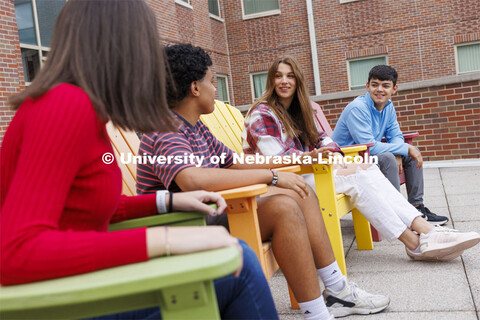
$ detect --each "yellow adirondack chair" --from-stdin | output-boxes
[201,101,375,278]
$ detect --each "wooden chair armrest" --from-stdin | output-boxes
[108,207,217,231]
[340,144,368,155]
[403,132,419,144]
[275,165,301,173]
[403,132,420,139]
[218,184,267,200]
[0,247,241,320]
[381,132,420,143]
[340,142,374,149]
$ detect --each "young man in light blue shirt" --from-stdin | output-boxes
[332,65,448,225]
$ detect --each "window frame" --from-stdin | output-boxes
[455,41,480,75]
[347,55,388,91]
[241,0,280,20]
[15,0,63,84]
[208,0,223,21]
[216,74,230,104]
[174,0,193,10]
[250,71,268,102]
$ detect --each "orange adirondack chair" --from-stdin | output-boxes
[106,120,301,309]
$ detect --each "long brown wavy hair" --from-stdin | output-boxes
[8,0,176,133]
[249,56,318,146]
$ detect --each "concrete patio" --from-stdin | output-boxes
[268,162,480,320]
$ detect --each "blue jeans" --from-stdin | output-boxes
[87,240,278,320]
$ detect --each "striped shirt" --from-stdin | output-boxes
[136,112,234,194]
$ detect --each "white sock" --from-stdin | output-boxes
[317,261,346,292]
[412,244,421,253]
[298,296,331,320]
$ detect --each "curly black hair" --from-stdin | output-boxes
[368,65,398,86]
[165,43,212,106]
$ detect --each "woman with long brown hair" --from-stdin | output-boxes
[243,55,480,316]
[0,1,277,319]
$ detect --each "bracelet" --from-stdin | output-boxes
[168,192,173,213]
[269,169,278,186]
[164,225,171,256]
[155,190,169,214]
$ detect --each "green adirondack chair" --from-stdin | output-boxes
[0,125,242,320]
[0,213,241,320]
[0,249,240,320]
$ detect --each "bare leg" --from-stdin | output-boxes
[257,194,321,302]
[263,186,336,268]
[411,216,434,234]
[398,228,420,250]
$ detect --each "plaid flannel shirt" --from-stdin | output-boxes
[242,103,342,156]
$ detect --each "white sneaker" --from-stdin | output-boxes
[418,227,480,261]
[323,280,390,318]
[405,246,464,261]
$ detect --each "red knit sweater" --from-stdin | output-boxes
[0,84,158,285]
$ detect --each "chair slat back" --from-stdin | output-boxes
[106,122,138,196]
[200,101,244,154]
[311,100,334,136]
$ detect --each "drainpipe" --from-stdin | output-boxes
[306,0,321,95]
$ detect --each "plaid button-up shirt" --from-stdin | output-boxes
[242,103,342,156]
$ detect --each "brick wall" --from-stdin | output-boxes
[0,0,231,143]
[224,0,315,106]
[312,0,480,95]
[149,0,231,102]
[228,0,480,106]
[0,0,25,144]
[1,0,479,161]
[317,78,480,161]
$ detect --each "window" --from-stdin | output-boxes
[14,0,66,83]
[348,56,387,90]
[175,0,192,9]
[216,75,230,104]
[208,0,220,18]
[456,43,480,74]
[251,72,268,101]
[242,0,280,19]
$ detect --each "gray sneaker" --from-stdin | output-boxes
[324,280,390,318]
[406,227,480,261]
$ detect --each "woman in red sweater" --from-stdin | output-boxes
[0,0,277,319]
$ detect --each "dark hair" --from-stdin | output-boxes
[248,56,318,146]
[164,43,212,106]
[8,0,176,133]
[368,65,398,86]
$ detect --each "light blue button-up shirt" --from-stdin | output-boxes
[332,93,409,156]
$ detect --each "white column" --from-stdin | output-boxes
[306,0,321,95]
